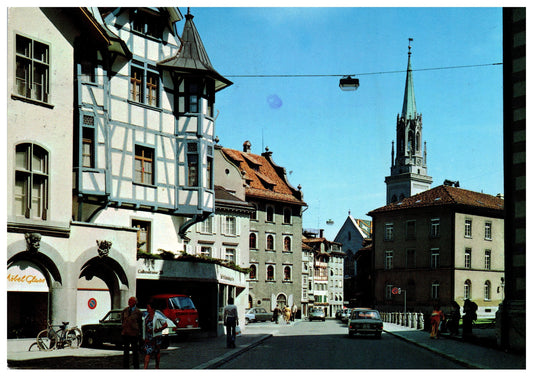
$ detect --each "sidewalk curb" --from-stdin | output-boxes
[194,334,273,369]
[384,330,488,369]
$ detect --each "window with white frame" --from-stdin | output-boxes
[430,248,440,269]
[199,246,212,257]
[385,251,393,270]
[283,236,292,252]
[431,282,440,299]
[484,280,491,301]
[266,205,275,222]
[223,216,237,235]
[266,264,275,281]
[385,284,394,299]
[198,216,213,234]
[249,264,257,280]
[283,266,292,281]
[249,232,257,249]
[15,143,48,219]
[485,221,492,240]
[187,142,199,187]
[464,280,472,300]
[224,247,236,263]
[465,219,472,238]
[15,34,49,103]
[464,248,472,269]
[384,223,394,241]
[430,218,440,238]
[266,234,275,251]
[131,10,163,39]
[484,250,492,270]
[283,207,292,224]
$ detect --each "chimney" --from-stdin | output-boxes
[320,229,324,238]
[243,140,251,153]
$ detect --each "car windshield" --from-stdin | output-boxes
[352,311,380,320]
[169,296,196,310]
[258,308,267,313]
[102,311,122,322]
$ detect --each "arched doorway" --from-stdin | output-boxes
[7,254,61,338]
[77,256,129,327]
[276,294,287,309]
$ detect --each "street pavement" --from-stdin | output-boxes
[6,319,526,369]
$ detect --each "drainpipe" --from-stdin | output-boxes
[179,212,211,239]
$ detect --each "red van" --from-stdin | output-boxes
[150,294,200,332]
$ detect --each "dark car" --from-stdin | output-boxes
[82,309,176,348]
[245,307,271,324]
[348,308,383,338]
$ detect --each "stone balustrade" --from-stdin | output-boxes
[382,312,425,330]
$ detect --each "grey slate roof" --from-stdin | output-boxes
[158,12,232,91]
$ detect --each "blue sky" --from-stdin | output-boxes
[186,6,503,240]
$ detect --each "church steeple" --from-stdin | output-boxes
[401,38,417,119]
[384,39,432,204]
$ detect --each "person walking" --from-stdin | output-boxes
[121,296,143,369]
[142,302,168,369]
[283,305,291,323]
[272,305,281,324]
[462,299,477,340]
[291,304,298,322]
[447,301,461,336]
[223,297,239,348]
[430,304,444,339]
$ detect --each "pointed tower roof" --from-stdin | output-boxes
[158,11,232,91]
[401,39,417,119]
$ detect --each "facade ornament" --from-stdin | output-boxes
[96,240,112,258]
[25,233,42,253]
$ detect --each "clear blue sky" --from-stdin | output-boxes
[186,6,503,240]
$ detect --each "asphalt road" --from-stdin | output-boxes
[217,319,464,369]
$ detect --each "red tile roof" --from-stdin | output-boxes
[221,147,306,206]
[369,185,504,215]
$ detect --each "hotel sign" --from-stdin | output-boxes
[7,260,48,292]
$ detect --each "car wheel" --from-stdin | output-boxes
[349,331,354,338]
[375,332,382,339]
[84,333,99,347]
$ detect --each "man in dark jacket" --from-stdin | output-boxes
[121,296,143,369]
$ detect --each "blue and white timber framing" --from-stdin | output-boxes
[74,8,228,235]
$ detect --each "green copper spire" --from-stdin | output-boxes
[401,38,417,119]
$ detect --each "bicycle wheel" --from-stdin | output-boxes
[37,329,57,351]
[66,327,83,348]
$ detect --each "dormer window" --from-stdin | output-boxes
[131,10,162,39]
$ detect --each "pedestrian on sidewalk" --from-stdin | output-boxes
[462,299,477,340]
[121,296,143,369]
[283,305,291,323]
[447,301,461,336]
[142,301,168,369]
[223,297,239,348]
[291,304,298,321]
[430,304,444,339]
[272,305,281,324]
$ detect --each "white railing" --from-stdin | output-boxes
[382,312,425,330]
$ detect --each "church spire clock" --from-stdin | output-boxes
[385,39,432,204]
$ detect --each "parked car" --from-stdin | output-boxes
[81,309,176,348]
[341,308,352,323]
[308,307,326,322]
[149,294,200,332]
[245,307,271,324]
[348,308,383,338]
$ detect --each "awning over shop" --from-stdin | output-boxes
[7,260,48,292]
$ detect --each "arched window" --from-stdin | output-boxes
[415,132,421,152]
[266,234,274,250]
[484,280,491,301]
[249,232,257,249]
[15,143,48,219]
[284,266,291,281]
[267,265,275,281]
[464,280,472,300]
[249,264,257,280]
[250,203,258,220]
[283,236,291,252]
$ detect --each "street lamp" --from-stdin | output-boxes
[339,76,360,91]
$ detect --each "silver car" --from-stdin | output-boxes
[308,307,325,322]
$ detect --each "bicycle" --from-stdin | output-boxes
[29,321,83,351]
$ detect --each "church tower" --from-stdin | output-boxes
[385,39,432,204]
